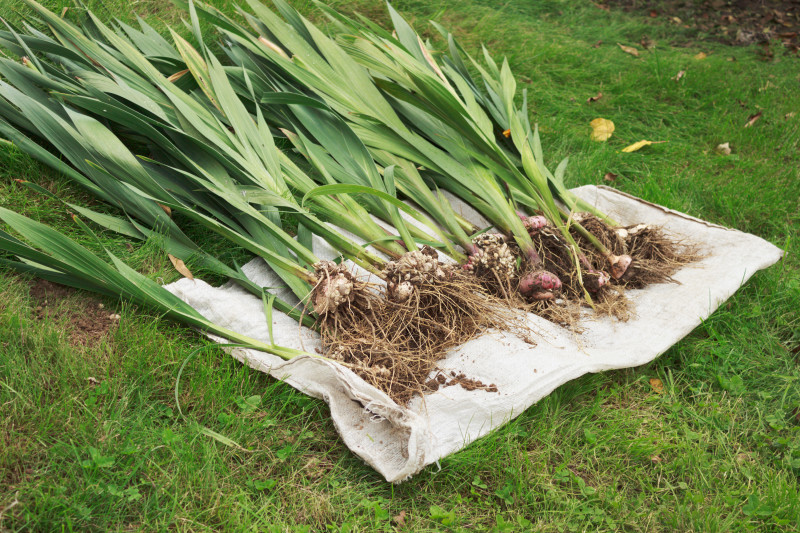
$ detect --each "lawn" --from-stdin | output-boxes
[0,0,798,531]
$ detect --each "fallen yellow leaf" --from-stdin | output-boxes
[649,378,664,393]
[590,118,615,141]
[617,43,640,57]
[621,140,667,152]
[694,52,707,60]
[168,254,194,280]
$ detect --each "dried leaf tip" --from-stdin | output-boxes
[167,69,189,83]
[258,37,290,59]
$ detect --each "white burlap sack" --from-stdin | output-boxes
[166,186,783,482]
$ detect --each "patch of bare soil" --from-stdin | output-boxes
[29,279,118,347]
[606,0,800,54]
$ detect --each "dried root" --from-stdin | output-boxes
[574,215,700,289]
[310,251,521,404]
[462,211,696,325]
[307,213,696,402]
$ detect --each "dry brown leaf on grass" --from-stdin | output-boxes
[592,40,603,48]
[621,140,667,152]
[649,378,664,393]
[587,92,603,103]
[590,118,615,141]
[715,142,732,155]
[617,43,640,57]
[672,70,686,81]
[603,172,618,182]
[744,111,763,128]
[786,112,797,119]
[157,203,172,216]
[393,511,407,527]
[168,254,194,279]
[694,52,708,60]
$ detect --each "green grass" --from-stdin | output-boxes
[1,0,799,531]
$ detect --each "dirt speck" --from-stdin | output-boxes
[425,371,498,393]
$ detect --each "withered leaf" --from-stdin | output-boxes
[744,111,762,128]
[649,10,659,17]
[694,52,708,60]
[785,112,797,119]
[158,203,172,217]
[617,43,640,57]
[672,70,686,81]
[167,69,189,83]
[587,92,603,103]
[393,511,407,527]
[603,172,618,182]
[715,142,732,155]
[258,37,290,59]
[592,41,603,48]
[589,118,615,141]
[649,378,664,393]
[621,140,667,153]
[640,36,655,49]
[168,254,194,280]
